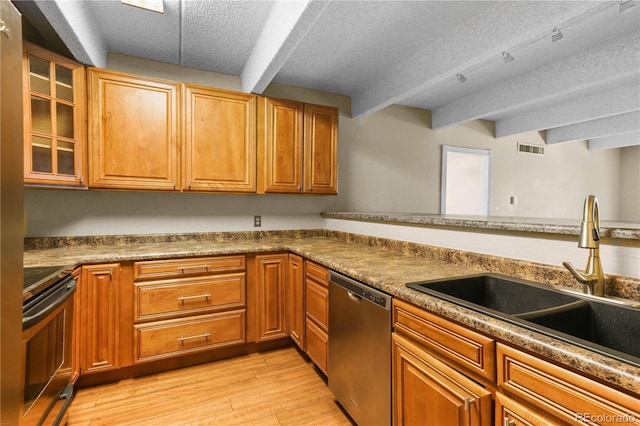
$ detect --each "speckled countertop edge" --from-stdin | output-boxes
[322,212,640,241]
[24,230,640,395]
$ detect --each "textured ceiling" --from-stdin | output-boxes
[15,0,640,150]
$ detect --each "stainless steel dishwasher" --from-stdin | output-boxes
[329,271,392,426]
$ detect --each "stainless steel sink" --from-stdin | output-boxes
[407,274,640,367]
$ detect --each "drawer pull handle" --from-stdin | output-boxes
[463,397,476,411]
[177,332,211,342]
[180,266,209,274]
[503,418,516,426]
[177,293,211,303]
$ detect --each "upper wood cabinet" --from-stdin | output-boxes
[23,42,86,187]
[183,84,256,192]
[87,68,180,190]
[259,97,338,194]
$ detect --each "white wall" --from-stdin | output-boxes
[619,145,640,222]
[344,108,625,219]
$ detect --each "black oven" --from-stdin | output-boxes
[22,266,76,426]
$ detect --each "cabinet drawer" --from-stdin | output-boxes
[135,310,245,361]
[134,255,245,280]
[306,317,328,375]
[135,273,246,322]
[306,278,328,331]
[305,260,328,285]
[393,299,495,382]
[497,343,640,425]
[495,391,562,426]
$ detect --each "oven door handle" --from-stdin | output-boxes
[53,383,74,426]
[23,280,76,330]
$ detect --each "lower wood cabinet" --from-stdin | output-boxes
[392,332,492,426]
[393,298,640,426]
[133,255,247,362]
[77,263,121,374]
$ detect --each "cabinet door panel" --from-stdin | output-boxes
[88,68,179,190]
[393,333,492,426]
[79,264,120,374]
[23,42,86,187]
[262,97,303,193]
[303,104,338,194]
[287,254,305,349]
[184,85,256,192]
[256,254,288,341]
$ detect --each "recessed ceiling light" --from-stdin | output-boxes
[121,0,164,14]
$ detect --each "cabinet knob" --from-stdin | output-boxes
[0,20,11,38]
[463,397,475,411]
[503,418,516,426]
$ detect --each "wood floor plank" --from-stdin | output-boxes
[68,347,353,426]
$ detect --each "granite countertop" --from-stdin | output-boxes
[322,212,640,240]
[24,232,640,395]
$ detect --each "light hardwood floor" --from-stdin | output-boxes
[68,347,353,426]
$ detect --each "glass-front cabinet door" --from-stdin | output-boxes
[23,42,86,187]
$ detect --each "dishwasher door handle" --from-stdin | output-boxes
[347,291,362,303]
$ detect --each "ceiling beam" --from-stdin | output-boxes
[546,111,640,144]
[432,35,640,130]
[241,1,329,94]
[350,1,611,120]
[588,132,640,150]
[495,82,640,138]
[32,0,107,67]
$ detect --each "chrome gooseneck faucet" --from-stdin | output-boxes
[563,195,605,296]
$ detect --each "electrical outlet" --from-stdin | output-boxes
[254,216,262,227]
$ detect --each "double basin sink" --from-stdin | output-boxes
[407,275,640,367]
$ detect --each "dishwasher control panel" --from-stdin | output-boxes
[329,271,392,310]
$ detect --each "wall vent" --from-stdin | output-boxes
[517,143,545,155]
